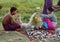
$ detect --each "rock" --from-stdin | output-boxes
[36,7,40,10]
[0,5,2,9]
[8,39,14,42]
[0,32,2,35]
[5,31,9,34]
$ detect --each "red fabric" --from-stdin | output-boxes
[16,28,36,41]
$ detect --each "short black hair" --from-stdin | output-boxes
[10,7,17,13]
[47,7,54,12]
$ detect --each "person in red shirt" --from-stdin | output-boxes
[2,7,21,31]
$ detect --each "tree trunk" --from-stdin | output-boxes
[57,0,60,6]
[43,0,53,14]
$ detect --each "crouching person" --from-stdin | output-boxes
[2,7,21,31]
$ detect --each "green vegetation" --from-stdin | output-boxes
[0,0,59,23]
[0,0,44,23]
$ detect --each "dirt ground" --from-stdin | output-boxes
[0,25,60,42]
